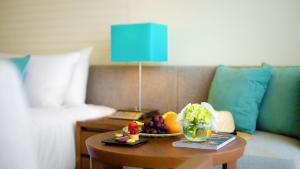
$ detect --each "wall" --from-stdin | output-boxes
[0,0,299,66]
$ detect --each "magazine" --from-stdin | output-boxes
[172,133,236,150]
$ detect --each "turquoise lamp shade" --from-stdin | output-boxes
[111,23,168,62]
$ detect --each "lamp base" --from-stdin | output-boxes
[109,109,158,120]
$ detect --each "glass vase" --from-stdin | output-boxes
[182,121,212,142]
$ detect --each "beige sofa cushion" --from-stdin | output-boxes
[215,131,299,169]
[245,131,300,168]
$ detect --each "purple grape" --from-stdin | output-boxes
[149,121,154,127]
[150,129,157,134]
[159,116,164,123]
[145,128,150,133]
[153,116,160,123]
[159,126,166,131]
[152,116,155,120]
[155,122,162,128]
[118,136,128,143]
[162,125,168,130]
[144,122,149,128]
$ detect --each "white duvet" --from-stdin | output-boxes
[30,104,115,169]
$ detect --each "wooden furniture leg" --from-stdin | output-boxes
[222,161,237,169]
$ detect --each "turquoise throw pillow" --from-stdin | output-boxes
[10,55,30,78]
[208,65,272,134]
[258,64,300,138]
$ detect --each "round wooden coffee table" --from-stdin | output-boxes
[86,131,246,169]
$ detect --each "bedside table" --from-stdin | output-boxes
[76,117,131,169]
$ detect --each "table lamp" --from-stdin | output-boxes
[111,23,168,113]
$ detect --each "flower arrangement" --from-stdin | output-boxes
[177,102,217,142]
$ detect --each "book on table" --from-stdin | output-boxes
[109,109,158,120]
[109,110,143,120]
[172,133,236,150]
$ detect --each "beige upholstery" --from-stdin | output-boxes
[86,65,216,113]
[244,131,300,168]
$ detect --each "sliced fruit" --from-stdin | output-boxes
[114,133,123,139]
[135,121,144,126]
[129,134,139,141]
[135,121,144,131]
[126,139,135,143]
[118,136,129,143]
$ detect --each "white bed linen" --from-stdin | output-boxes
[30,104,115,169]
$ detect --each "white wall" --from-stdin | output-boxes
[0,0,299,66]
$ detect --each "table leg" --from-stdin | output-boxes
[222,161,236,169]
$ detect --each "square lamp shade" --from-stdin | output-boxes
[111,23,168,62]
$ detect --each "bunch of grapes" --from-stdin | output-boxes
[143,115,168,134]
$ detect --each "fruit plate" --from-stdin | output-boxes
[102,137,148,147]
[123,127,182,137]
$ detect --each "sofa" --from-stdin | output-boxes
[86,65,300,169]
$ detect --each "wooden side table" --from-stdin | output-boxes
[76,117,131,169]
[86,131,246,169]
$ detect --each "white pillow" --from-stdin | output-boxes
[26,52,80,107]
[64,47,93,106]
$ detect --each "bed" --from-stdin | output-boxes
[1,49,118,169]
[30,104,115,169]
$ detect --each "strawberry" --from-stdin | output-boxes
[129,128,139,134]
[128,121,137,129]
[128,121,139,134]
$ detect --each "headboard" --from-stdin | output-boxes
[86,66,216,113]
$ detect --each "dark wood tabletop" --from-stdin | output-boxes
[86,131,246,169]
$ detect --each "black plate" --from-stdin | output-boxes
[102,137,148,147]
